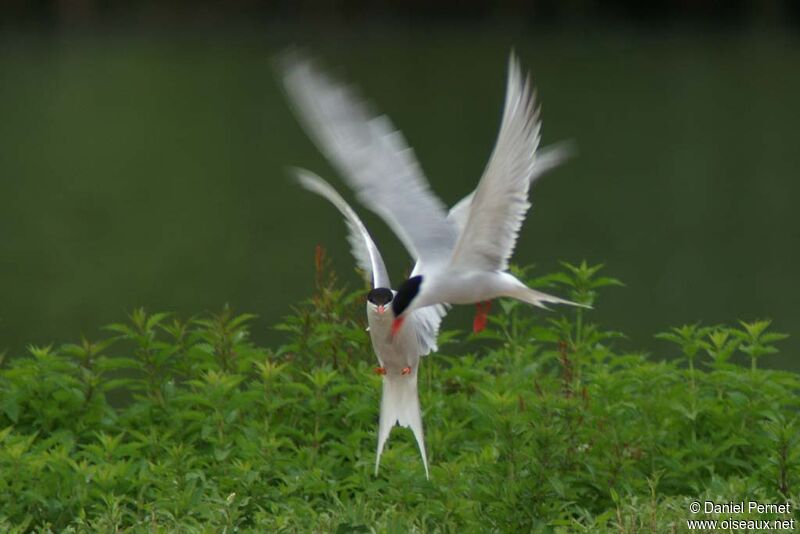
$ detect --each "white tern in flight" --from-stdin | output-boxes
[280,50,581,340]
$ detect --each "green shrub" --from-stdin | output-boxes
[0,256,797,532]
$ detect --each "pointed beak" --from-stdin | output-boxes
[391,316,405,338]
[377,305,385,314]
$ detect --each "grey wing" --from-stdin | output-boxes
[279,52,457,268]
[293,168,391,289]
[407,303,449,356]
[446,140,575,234]
[448,52,541,272]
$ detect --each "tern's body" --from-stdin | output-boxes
[409,270,524,308]
[365,300,430,479]
[292,170,434,479]
[367,300,419,374]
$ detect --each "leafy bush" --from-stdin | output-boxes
[0,254,797,532]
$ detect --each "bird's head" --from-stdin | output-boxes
[390,275,423,337]
[366,287,393,315]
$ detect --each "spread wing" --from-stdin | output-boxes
[446,140,574,234]
[448,53,541,272]
[293,168,391,289]
[279,52,457,269]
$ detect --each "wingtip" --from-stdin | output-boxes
[507,48,520,71]
[286,165,314,187]
[289,168,344,206]
[542,139,578,162]
[273,45,312,77]
[506,50,522,92]
[528,140,578,186]
[502,48,539,131]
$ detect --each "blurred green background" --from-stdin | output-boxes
[1,12,798,368]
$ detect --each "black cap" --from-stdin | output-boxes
[367,287,393,305]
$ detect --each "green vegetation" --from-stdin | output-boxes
[0,257,797,532]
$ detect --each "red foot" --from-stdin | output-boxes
[473,300,492,333]
[374,367,387,375]
[401,366,412,375]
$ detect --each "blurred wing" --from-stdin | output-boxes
[408,303,449,356]
[293,168,391,289]
[526,139,576,182]
[448,53,541,272]
[279,52,457,268]
[446,140,574,234]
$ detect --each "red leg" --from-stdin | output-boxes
[473,300,492,333]
[401,366,412,375]
[374,367,387,375]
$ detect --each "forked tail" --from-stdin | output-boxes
[375,371,429,479]
[513,284,588,310]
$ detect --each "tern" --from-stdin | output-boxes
[293,168,442,479]
[280,51,581,338]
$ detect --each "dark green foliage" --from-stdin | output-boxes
[0,259,797,532]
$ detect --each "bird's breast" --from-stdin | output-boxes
[367,309,420,372]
